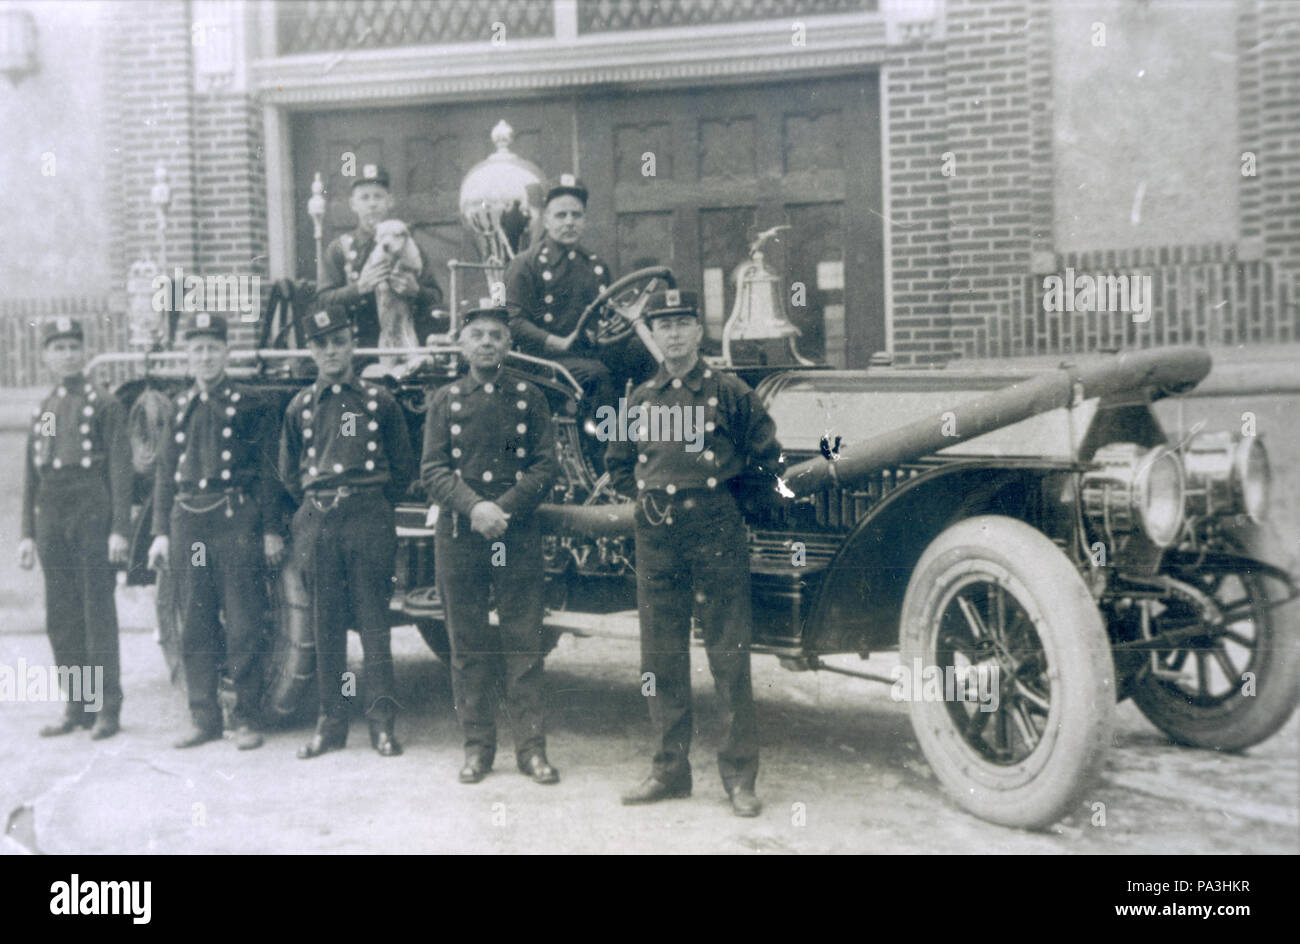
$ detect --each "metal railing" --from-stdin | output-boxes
[84,344,586,399]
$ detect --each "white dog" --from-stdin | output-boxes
[368,219,424,370]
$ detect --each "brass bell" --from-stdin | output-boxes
[721,226,814,366]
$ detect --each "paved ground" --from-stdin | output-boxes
[1,623,1296,854]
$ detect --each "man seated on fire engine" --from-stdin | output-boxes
[504,175,654,434]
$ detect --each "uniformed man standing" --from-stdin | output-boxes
[146,313,287,750]
[421,306,561,784]
[315,164,444,348]
[504,175,652,418]
[280,306,415,758]
[605,290,783,817]
[17,317,130,739]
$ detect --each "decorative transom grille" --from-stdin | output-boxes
[277,0,554,55]
[577,0,875,33]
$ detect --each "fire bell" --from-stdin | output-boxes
[722,225,814,366]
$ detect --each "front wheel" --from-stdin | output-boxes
[899,516,1115,829]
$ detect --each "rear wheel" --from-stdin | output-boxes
[1130,541,1300,751]
[260,561,317,725]
[900,516,1115,829]
[154,567,186,691]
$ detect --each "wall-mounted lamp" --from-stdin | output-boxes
[0,8,39,86]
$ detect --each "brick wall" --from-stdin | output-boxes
[884,33,951,365]
[193,91,269,349]
[883,0,1300,365]
[1255,0,1300,278]
[104,1,199,291]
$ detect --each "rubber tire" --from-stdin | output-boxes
[260,560,317,725]
[1130,530,1300,752]
[899,515,1115,830]
[153,567,187,691]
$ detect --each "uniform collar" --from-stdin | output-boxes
[189,377,232,401]
[538,234,590,261]
[312,373,365,399]
[650,357,708,393]
[57,373,87,392]
[460,366,504,392]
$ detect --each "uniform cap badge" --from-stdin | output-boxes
[56,317,71,332]
[196,313,210,328]
[363,164,378,178]
[560,173,575,186]
[314,311,330,327]
[665,289,681,307]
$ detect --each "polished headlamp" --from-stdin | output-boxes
[1081,443,1186,548]
[1183,431,1270,523]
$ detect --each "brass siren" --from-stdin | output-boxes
[722,225,812,365]
[459,120,546,284]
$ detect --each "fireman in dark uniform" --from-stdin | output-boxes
[315,163,445,348]
[504,175,647,422]
[146,313,286,750]
[421,306,561,785]
[279,306,416,759]
[605,290,784,817]
[18,317,130,739]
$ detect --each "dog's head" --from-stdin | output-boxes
[374,219,411,257]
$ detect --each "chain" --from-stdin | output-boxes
[639,492,674,527]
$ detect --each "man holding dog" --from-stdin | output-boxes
[316,163,444,349]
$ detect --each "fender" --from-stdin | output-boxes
[798,458,1079,655]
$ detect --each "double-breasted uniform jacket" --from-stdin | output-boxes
[278,376,415,507]
[503,234,610,358]
[22,374,132,542]
[151,380,285,537]
[420,370,559,527]
[604,358,783,499]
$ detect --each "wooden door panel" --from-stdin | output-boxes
[578,73,883,366]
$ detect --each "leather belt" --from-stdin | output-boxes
[306,483,383,511]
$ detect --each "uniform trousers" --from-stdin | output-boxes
[169,492,267,731]
[292,490,398,724]
[435,514,547,765]
[634,488,759,792]
[34,474,123,720]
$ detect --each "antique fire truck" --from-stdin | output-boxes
[94,125,1297,831]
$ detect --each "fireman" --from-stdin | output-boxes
[18,317,131,739]
[421,306,561,785]
[604,290,784,817]
[279,306,415,759]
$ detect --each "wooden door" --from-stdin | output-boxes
[577,74,883,367]
[291,100,574,306]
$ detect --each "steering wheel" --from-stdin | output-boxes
[574,266,677,347]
